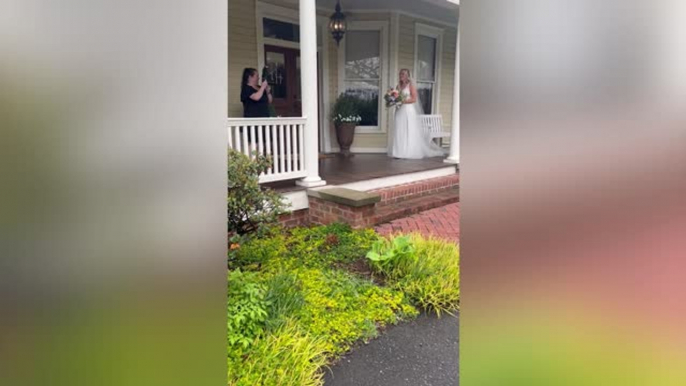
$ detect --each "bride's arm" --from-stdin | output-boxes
[404,83,418,104]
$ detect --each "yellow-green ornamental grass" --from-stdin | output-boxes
[378,233,460,316]
[228,320,328,386]
[227,224,459,386]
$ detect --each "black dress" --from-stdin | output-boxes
[241,85,270,118]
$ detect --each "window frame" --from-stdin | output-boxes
[262,17,300,45]
[414,23,444,115]
[338,21,389,134]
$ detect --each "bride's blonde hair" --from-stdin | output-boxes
[399,68,412,87]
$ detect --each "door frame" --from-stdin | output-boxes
[264,45,301,117]
[255,1,332,153]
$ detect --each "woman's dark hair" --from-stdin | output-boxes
[242,68,257,85]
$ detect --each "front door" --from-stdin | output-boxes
[264,45,301,117]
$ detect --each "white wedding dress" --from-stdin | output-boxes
[389,85,446,159]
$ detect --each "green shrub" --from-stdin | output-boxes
[228,320,328,386]
[230,231,287,269]
[368,234,460,316]
[228,149,286,235]
[227,270,269,348]
[330,93,362,125]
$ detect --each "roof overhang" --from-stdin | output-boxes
[316,0,458,26]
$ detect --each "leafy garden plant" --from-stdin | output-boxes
[226,224,460,385]
[228,149,286,235]
[227,223,420,385]
[227,270,269,348]
[330,93,362,125]
[366,235,416,274]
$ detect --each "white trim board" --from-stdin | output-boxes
[414,22,444,115]
[388,12,401,151]
[256,2,329,70]
[315,8,458,29]
[282,190,309,211]
[329,147,389,153]
[312,166,457,192]
[320,28,332,153]
[281,166,457,210]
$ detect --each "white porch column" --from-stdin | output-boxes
[296,0,326,187]
[445,21,460,164]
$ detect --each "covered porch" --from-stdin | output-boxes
[228,0,460,188]
[264,154,456,193]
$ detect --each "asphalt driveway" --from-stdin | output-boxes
[323,312,459,386]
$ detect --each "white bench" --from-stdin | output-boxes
[419,114,451,147]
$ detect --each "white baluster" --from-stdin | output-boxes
[249,125,257,157]
[285,124,292,173]
[241,126,249,157]
[257,123,264,156]
[278,124,285,174]
[298,123,305,172]
[265,124,273,174]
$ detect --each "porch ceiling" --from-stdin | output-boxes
[311,0,459,26]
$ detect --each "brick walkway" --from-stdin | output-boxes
[375,203,460,243]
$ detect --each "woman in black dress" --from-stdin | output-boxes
[241,68,272,118]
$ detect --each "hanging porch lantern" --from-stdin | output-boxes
[329,0,347,46]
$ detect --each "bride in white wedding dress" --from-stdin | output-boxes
[389,69,446,159]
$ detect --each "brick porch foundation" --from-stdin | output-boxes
[373,173,460,206]
[277,174,459,229]
[278,209,309,228]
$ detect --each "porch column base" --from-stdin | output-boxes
[296,177,327,188]
[444,157,459,164]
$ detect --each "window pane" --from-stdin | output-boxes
[344,80,379,126]
[417,82,434,114]
[265,51,287,98]
[417,35,437,81]
[345,31,380,79]
[263,18,300,42]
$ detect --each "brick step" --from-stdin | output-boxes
[372,187,459,226]
[376,184,458,207]
[372,174,460,207]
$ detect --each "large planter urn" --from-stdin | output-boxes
[335,122,356,157]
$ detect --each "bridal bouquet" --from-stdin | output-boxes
[384,88,405,109]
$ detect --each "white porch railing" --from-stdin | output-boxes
[227,117,308,183]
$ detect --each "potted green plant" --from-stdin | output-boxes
[331,93,362,157]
